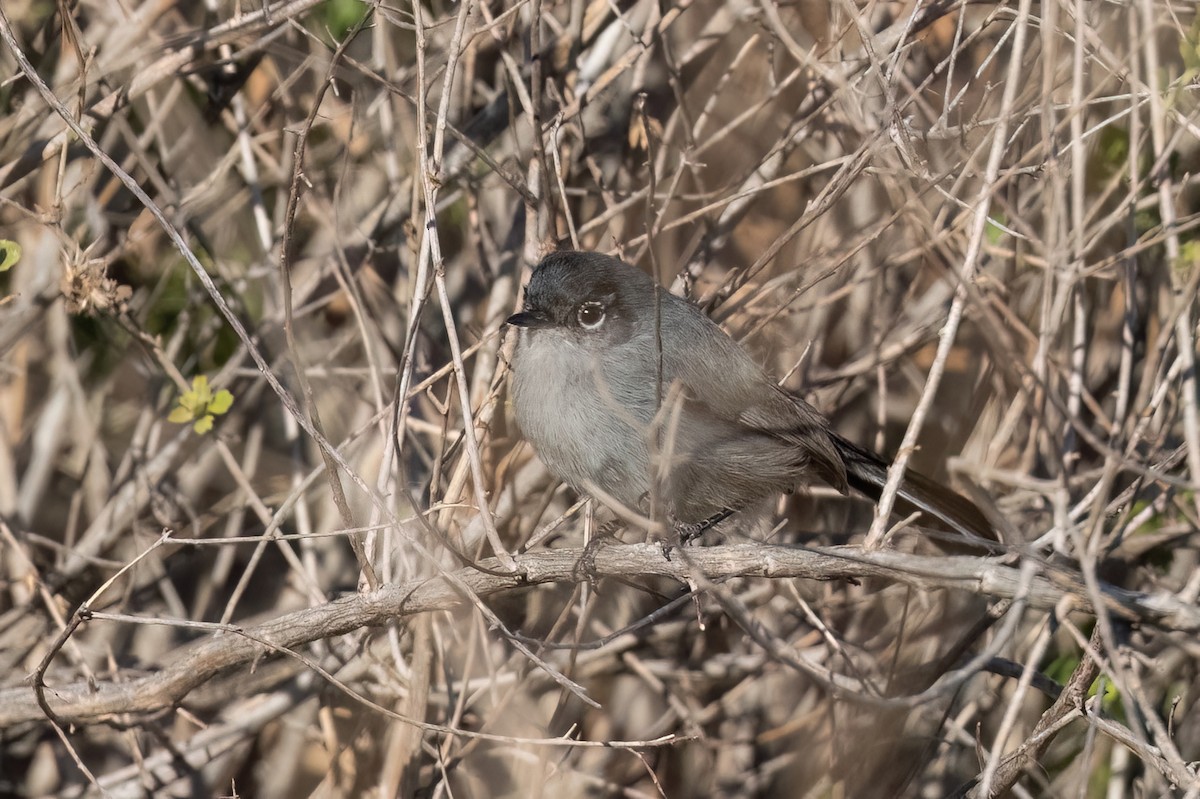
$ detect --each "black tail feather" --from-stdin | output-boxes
[831,434,996,544]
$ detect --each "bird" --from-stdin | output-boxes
[506,250,993,543]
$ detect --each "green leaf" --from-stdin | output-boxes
[207,389,234,415]
[985,215,1008,246]
[1088,677,1121,712]
[322,0,368,40]
[0,240,20,272]
[1175,240,1200,278]
[1182,16,1200,71]
[190,375,212,406]
[1043,653,1080,684]
[169,375,232,432]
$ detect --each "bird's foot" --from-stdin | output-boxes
[576,520,622,579]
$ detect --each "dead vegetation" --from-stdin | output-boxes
[1,0,1199,796]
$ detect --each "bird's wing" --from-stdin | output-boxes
[646,290,993,541]
[654,294,849,493]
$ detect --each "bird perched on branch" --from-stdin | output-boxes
[507,250,992,543]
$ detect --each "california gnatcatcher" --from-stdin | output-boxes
[507,251,991,541]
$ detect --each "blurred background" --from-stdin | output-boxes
[1,0,1199,796]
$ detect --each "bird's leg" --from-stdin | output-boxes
[576,519,623,579]
[673,508,737,546]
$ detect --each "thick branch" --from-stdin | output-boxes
[2,543,1196,727]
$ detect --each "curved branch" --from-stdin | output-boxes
[3,543,1196,727]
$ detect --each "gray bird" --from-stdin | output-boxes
[507,251,991,541]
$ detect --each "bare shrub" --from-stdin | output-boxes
[0,0,1198,796]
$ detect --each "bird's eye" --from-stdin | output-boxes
[576,302,606,329]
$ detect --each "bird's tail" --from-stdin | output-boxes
[831,433,997,544]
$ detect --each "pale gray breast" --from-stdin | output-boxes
[511,328,654,509]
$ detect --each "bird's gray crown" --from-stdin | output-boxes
[517,251,656,329]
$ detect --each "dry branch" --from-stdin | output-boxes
[2,0,1198,794]
[3,542,1198,729]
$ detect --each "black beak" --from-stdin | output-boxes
[506,311,546,328]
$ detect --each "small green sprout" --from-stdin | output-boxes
[169,375,234,434]
[0,239,20,272]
